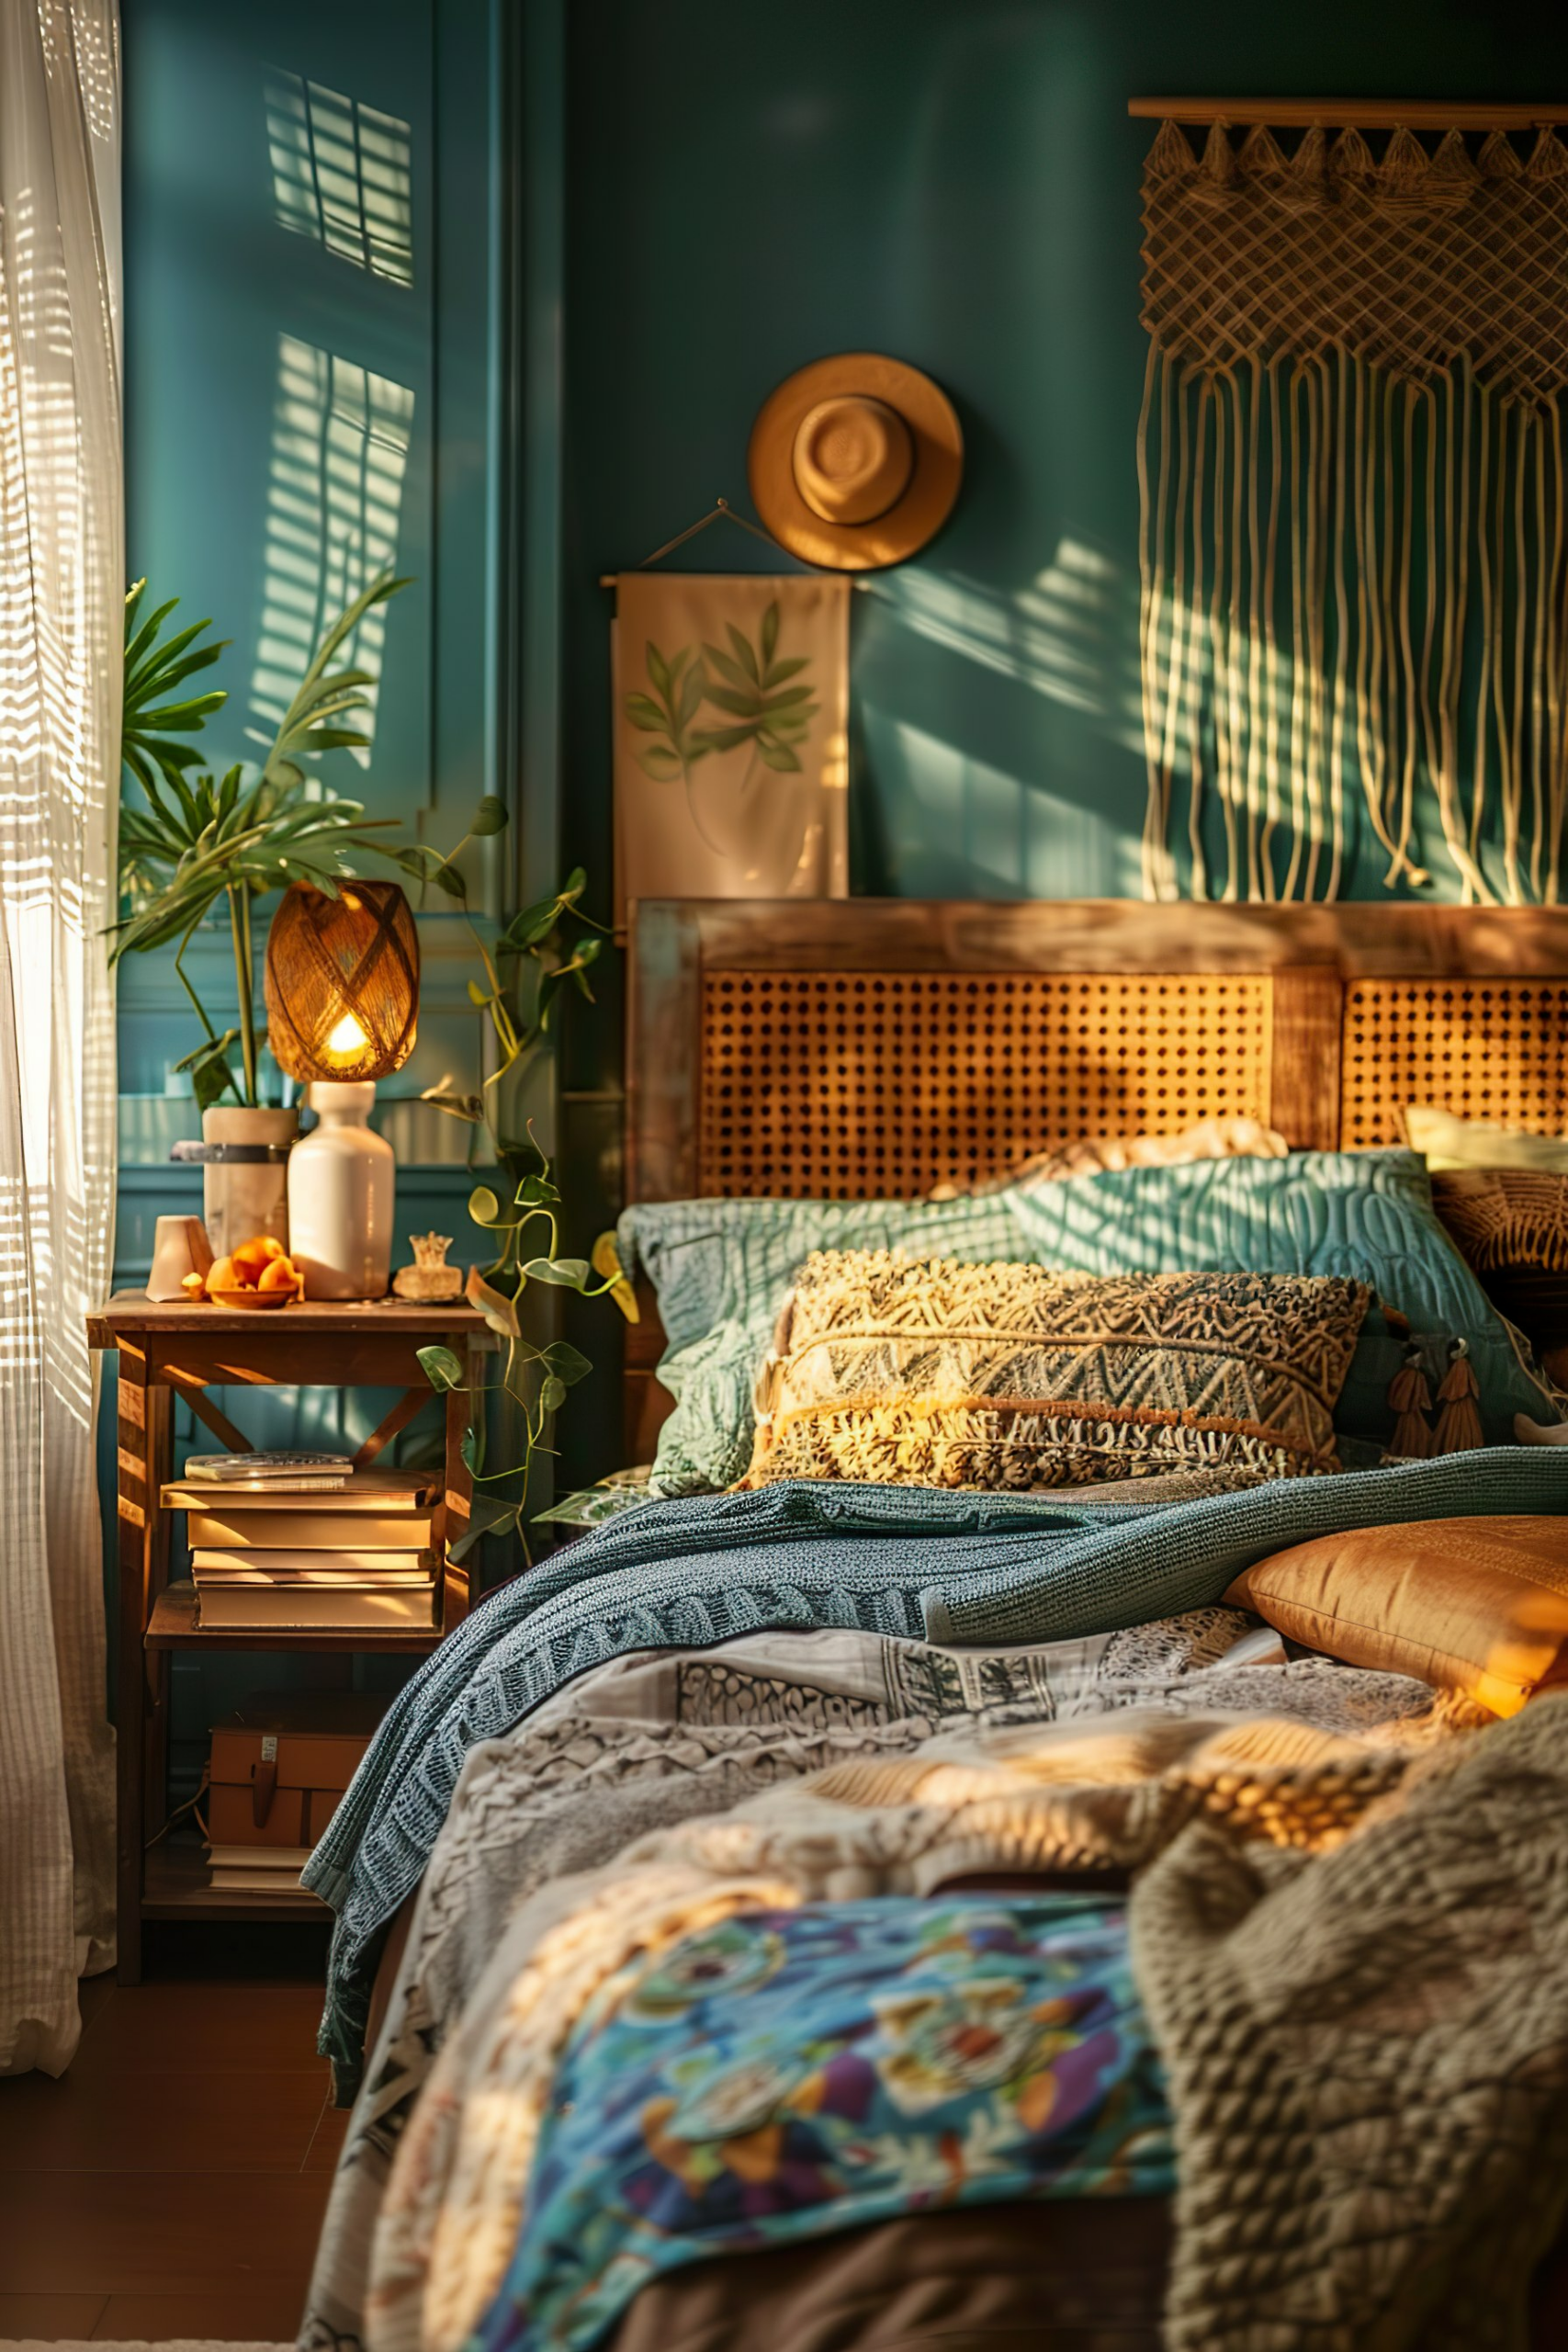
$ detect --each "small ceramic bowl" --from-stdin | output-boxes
[207,1284,298,1311]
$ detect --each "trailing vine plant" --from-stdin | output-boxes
[382,815,637,1565]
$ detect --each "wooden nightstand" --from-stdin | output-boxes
[86,1293,489,1982]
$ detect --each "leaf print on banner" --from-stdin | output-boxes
[614,571,849,905]
[624,641,720,845]
[694,602,819,775]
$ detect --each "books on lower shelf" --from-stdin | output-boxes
[162,1468,441,1632]
[201,1842,321,1896]
[185,1450,354,1488]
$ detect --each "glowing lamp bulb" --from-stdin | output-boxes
[327,1012,370,1060]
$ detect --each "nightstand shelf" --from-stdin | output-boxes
[87,1291,490,1982]
[142,1832,328,1922]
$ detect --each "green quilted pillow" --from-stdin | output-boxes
[617,1149,1558,1494]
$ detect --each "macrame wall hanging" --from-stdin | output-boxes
[1136,108,1568,904]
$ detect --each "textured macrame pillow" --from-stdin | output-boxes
[740,1252,1372,1493]
[1428,1167,1568,1353]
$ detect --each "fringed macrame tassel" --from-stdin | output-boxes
[1191,120,1238,206]
[1433,1337,1485,1453]
[1387,1347,1437,1458]
[1137,117,1568,907]
[1145,118,1198,180]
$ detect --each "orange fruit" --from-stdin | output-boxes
[180,1270,207,1299]
[256,1255,299,1295]
[207,1254,240,1293]
[231,1234,284,1284]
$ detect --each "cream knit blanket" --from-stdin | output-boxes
[365,1685,1482,2352]
[1134,1692,1568,2351]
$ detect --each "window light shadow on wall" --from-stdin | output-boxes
[861,544,1145,751]
[245,335,413,765]
[265,72,413,288]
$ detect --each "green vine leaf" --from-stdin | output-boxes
[521,1255,590,1289]
[514,1171,561,1207]
[542,1339,592,1385]
[592,1228,640,1321]
[468,1183,524,1228]
[416,1344,468,1393]
[172,1030,241,1112]
[422,1088,485,1122]
[466,1262,522,1337]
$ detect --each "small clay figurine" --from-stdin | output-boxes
[392,1231,464,1302]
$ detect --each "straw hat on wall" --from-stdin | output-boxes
[748,352,964,571]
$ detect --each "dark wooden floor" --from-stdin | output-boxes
[0,1929,344,2342]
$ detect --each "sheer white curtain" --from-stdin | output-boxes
[0,0,121,2075]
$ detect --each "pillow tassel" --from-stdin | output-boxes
[1433,1339,1485,1453]
[1387,1347,1438,1458]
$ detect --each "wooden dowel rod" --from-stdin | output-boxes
[1129,98,1568,130]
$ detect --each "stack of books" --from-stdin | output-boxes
[204,1842,316,1897]
[162,1453,440,1629]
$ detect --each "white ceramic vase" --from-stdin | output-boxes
[287,1082,395,1300]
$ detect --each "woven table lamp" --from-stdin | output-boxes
[265,880,419,1300]
[264,879,419,1083]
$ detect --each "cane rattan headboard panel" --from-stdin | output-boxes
[621,899,1568,1453]
[627,899,1568,1203]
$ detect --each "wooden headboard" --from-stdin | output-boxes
[622,897,1568,1453]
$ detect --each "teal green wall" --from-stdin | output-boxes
[115,0,543,1785]
[557,0,1529,923]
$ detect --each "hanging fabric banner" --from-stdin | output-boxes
[1136,120,1568,905]
[612,571,850,918]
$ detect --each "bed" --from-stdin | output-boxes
[299,898,1568,2352]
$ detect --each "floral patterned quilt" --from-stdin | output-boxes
[469,1893,1171,2352]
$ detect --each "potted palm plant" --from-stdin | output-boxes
[115,573,412,1240]
[116,573,410,1101]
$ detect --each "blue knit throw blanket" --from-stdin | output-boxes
[305,1450,1568,2090]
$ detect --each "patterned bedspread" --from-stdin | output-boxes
[469,1894,1171,2352]
[299,1606,1470,2352]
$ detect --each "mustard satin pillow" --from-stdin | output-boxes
[1224,1515,1568,1717]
